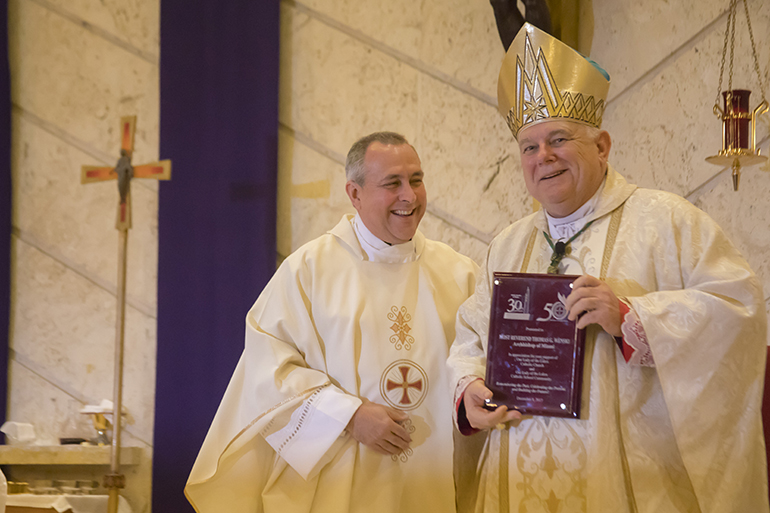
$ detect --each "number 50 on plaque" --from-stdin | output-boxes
[484,272,586,418]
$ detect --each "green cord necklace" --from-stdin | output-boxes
[543,220,595,274]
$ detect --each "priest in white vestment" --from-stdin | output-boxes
[186,132,479,513]
[447,24,769,513]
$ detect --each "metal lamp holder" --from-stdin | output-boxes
[705,0,768,191]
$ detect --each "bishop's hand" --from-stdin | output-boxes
[565,274,622,336]
[463,380,521,430]
[347,398,412,455]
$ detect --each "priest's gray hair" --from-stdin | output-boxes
[345,131,412,185]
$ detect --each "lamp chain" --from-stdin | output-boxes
[714,0,734,109]
[727,0,736,94]
[715,0,768,110]
[742,0,767,102]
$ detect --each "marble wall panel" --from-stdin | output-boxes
[7,361,90,445]
[42,0,160,60]
[694,135,770,299]
[9,0,159,508]
[294,0,422,59]
[289,0,501,99]
[602,5,769,199]
[279,3,421,157]
[418,214,489,265]
[8,0,159,166]
[277,130,353,257]
[7,361,152,513]
[12,113,159,310]
[416,74,530,238]
[592,0,725,98]
[11,240,156,443]
[419,0,502,99]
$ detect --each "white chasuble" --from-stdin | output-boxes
[186,214,478,513]
[448,166,769,513]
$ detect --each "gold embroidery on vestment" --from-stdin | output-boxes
[521,228,538,272]
[388,306,414,350]
[499,427,510,513]
[516,419,587,512]
[497,204,626,511]
[601,206,624,280]
[391,418,416,462]
[380,360,428,411]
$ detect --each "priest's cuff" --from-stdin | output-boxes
[616,298,655,367]
[454,375,483,436]
[263,386,362,480]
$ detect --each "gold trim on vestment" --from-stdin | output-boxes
[495,234,537,512]
[599,204,638,512]
[496,203,625,511]
[499,425,510,513]
[601,206,624,280]
[521,228,538,273]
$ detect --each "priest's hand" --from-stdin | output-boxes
[347,398,412,455]
[463,380,521,430]
[565,274,621,336]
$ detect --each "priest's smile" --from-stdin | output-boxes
[347,141,426,245]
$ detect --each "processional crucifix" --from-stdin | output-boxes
[81,116,171,513]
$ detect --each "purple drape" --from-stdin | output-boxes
[154,2,279,511]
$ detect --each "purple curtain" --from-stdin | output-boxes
[154,2,279,511]
[0,0,11,432]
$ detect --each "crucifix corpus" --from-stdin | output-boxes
[81,116,171,513]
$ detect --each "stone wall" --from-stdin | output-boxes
[7,0,159,511]
[4,1,769,513]
[277,0,770,341]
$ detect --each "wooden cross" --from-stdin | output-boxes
[80,116,171,513]
[81,116,171,229]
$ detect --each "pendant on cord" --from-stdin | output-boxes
[543,220,594,275]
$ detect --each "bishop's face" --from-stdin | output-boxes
[346,142,426,245]
[517,120,611,218]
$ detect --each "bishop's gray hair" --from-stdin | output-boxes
[578,124,602,142]
[345,132,411,186]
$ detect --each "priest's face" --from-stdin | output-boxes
[345,142,426,245]
[517,120,611,218]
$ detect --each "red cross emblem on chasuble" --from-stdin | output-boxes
[380,360,428,411]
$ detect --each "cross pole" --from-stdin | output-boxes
[81,116,171,513]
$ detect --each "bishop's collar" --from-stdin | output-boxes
[545,176,607,240]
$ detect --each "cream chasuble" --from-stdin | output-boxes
[186,214,478,513]
[448,166,769,513]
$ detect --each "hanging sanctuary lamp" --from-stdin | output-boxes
[705,0,768,191]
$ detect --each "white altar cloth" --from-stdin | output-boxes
[6,494,131,513]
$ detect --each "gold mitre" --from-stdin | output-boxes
[498,23,610,139]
